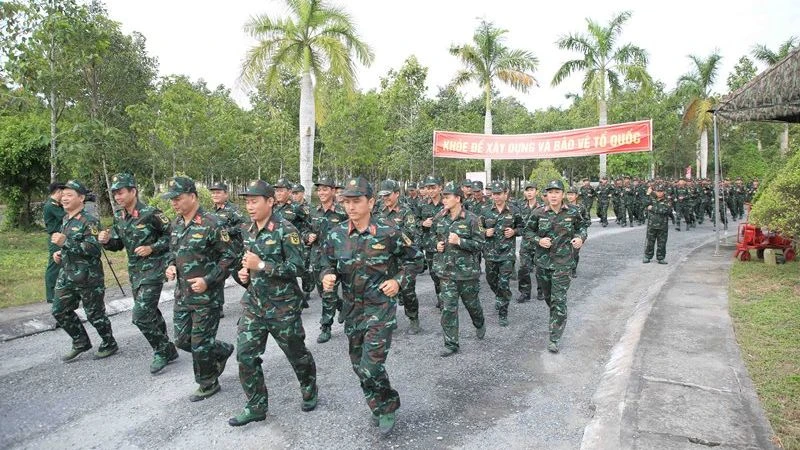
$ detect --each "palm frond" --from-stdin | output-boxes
[551,59,587,86]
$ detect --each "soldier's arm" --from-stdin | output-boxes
[575,210,589,242]
[103,217,125,252]
[64,220,102,258]
[455,215,485,252]
[149,210,172,256]
[203,224,236,288]
[526,210,542,245]
[318,234,337,280]
[270,224,304,280]
[391,230,424,290]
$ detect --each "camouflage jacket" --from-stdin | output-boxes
[103,201,171,288]
[319,217,423,303]
[167,207,236,307]
[672,187,691,204]
[432,207,484,280]
[579,185,596,206]
[274,201,310,234]
[417,197,444,251]
[43,198,66,235]
[377,204,419,243]
[644,196,674,230]
[239,215,305,317]
[305,202,348,267]
[622,185,637,204]
[596,183,614,204]
[480,203,523,261]
[568,202,591,225]
[57,208,104,287]
[464,197,488,215]
[518,199,544,252]
[526,203,590,270]
[213,201,247,258]
[402,196,421,217]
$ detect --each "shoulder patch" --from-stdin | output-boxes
[220,229,230,243]
[401,233,413,246]
[288,232,300,245]
[157,213,169,224]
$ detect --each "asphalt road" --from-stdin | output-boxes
[0,219,733,449]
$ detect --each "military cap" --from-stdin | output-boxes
[441,181,464,199]
[274,177,291,188]
[341,176,373,198]
[489,181,507,193]
[48,182,66,193]
[654,184,666,191]
[378,179,400,196]
[472,180,484,190]
[314,176,336,188]
[161,176,197,199]
[63,179,89,195]
[239,180,275,197]
[523,181,538,190]
[407,182,418,190]
[461,179,473,187]
[110,173,136,191]
[567,186,579,194]
[291,183,305,193]
[335,180,345,189]
[544,179,565,191]
[208,181,228,191]
[423,175,440,187]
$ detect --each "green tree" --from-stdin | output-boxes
[551,10,650,179]
[677,51,722,179]
[750,150,800,239]
[726,56,757,92]
[752,37,797,156]
[449,19,538,183]
[241,0,374,197]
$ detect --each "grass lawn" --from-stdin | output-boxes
[0,229,129,309]
[729,256,800,450]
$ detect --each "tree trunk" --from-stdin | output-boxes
[598,98,608,179]
[781,123,789,156]
[700,126,708,179]
[50,87,57,183]
[299,71,315,201]
[102,155,115,214]
[484,85,493,184]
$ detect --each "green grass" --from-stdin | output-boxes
[729,258,800,450]
[0,230,129,309]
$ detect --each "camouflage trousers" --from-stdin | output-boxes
[695,200,707,223]
[517,248,541,299]
[624,201,637,225]
[173,303,234,388]
[237,304,317,413]
[52,284,115,349]
[424,250,441,297]
[343,296,400,416]
[315,271,342,328]
[612,199,624,224]
[439,279,484,351]
[535,266,572,344]
[132,283,173,357]
[485,260,513,317]
[597,201,610,225]
[45,242,61,303]
[675,203,694,226]
[398,277,419,320]
[644,227,668,261]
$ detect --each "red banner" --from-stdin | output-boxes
[433,120,652,160]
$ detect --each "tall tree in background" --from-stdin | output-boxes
[241,0,374,196]
[552,10,650,178]
[752,36,797,155]
[677,51,722,179]
[449,20,538,183]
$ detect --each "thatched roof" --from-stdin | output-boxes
[717,47,800,123]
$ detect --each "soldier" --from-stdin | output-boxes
[292,183,315,306]
[733,177,747,220]
[526,180,589,353]
[643,184,673,264]
[434,182,486,356]
[418,175,445,307]
[612,178,626,226]
[44,182,66,303]
[635,179,649,225]
[228,180,318,427]
[99,174,178,373]
[163,176,236,402]
[460,179,474,202]
[377,179,421,334]
[673,179,693,231]
[305,176,348,344]
[578,178,595,213]
[517,181,543,302]
[465,180,486,214]
[404,182,421,216]
[319,176,423,436]
[481,181,523,326]
[566,186,590,278]
[50,180,118,361]
[595,176,613,227]
[209,182,247,316]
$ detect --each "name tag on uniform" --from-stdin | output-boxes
[136,224,146,229]
[265,239,276,245]
[565,218,572,222]
[191,233,204,239]
[372,243,386,250]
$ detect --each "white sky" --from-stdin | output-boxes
[105,0,799,111]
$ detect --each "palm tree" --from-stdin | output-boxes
[552,11,650,178]
[241,0,374,195]
[450,20,538,183]
[752,37,797,155]
[677,52,722,179]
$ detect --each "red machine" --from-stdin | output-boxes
[735,223,796,261]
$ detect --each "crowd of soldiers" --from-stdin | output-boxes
[41,171,756,437]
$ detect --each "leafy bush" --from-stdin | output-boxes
[750,150,800,239]
[528,160,567,190]
[147,185,214,220]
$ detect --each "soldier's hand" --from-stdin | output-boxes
[51,232,66,247]
[422,217,434,228]
[447,232,460,246]
[571,237,583,249]
[187,277,208,294]
[647,205,653,211]
[238,267,250,284]
[503,227,515,238]
[437,241,445,252]
[322,274,337,292]
[241,251,263,270]
[165,265,177,281]
[134,245,153,257]
[539,237,552,248]
[98,230,110,244]
[53,251,62,264]
[485,228,495,237]
[379,279,400,297]
[306,233,317,245]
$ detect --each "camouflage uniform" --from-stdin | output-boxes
[526,180,590,349]
[433,183,485,353]
[611,181,625,225]
[578,181,595,214]
[673,183,694,231]
[595,179,613,227]
[51,180,117,357]
[164,177,236,392]
[235,181,317,417]
[103,174,176,361]
[319,177,423,424]
[210,184,247,291]
[290,183,316,301]
[643,187,673,263]
[418,176,444,303]
[567,187,591,277]
[517,183,543,302]
[481,182,524,322]
[44,185,66,303]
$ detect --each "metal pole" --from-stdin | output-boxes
[713,112,721,256]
